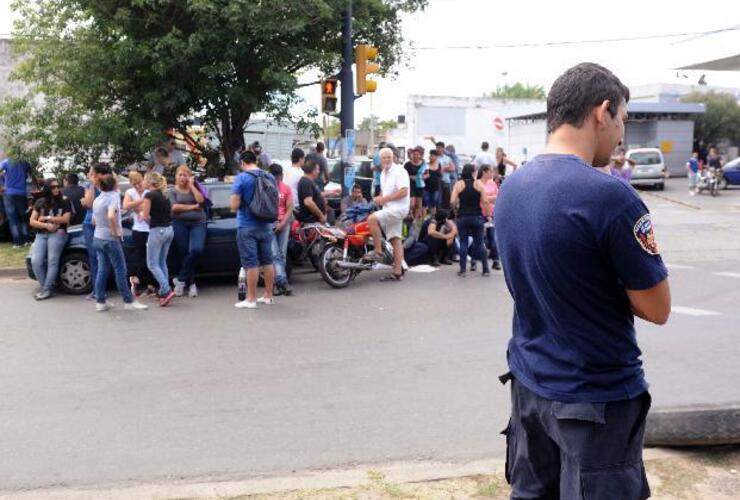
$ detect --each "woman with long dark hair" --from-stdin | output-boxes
[29,178,72,300]
[450,164,491,277]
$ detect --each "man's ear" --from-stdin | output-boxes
[593,100,611,128]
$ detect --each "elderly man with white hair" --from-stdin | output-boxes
[365,147,410,281]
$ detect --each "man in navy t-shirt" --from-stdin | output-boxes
[495,63,670,500]
[0,158,32,246]
[230,150,277,309]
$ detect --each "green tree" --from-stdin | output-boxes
[4,0,426,175]
[487,83,546,100]
[681,91,740,146]
[357,114,397,133]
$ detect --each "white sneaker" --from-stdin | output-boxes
[124,301,149,311]
[235,300,258,309]
[257,297,274,305]
[96,302,114,312]
[188,284,198,298]
[173,278,185,297]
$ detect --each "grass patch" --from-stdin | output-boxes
[0,242,28,269]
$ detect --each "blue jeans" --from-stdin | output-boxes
[237,225,274,270]
[422,190,440,208]
[172,220,206,286]
[3,194,29,245]
[94,238,133,304]
[83,223,98,287]
[485,224,499,262]
[271,220,291,286]
[30,230,68,290]
[457,215,489,273]
[147,226,174,295]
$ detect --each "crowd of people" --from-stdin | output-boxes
[4,134,522,308]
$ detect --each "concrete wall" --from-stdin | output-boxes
[506,121,547,166]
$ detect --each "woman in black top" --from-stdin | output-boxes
[404,147,425,220]
[423,150,442,216]
[29,179,72,299]
[141,172,176,306]
[450,164,491,277]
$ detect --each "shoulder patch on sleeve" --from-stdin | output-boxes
[633,213,659,255]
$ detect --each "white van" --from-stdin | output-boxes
[627,148,667,190]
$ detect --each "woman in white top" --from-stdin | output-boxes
[123,171,154,296]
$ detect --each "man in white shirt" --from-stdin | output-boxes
[366,147,410,281]
[284,148,305,206]
[474,141,495,169]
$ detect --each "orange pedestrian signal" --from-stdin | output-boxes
[321,78,339,114]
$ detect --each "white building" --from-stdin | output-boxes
[505,102,705,175]
[630,83,740,104]
[404,95,541,156]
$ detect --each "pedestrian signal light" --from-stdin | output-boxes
[321,78,338,114]
[355,44,379,95]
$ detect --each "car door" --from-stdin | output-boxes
[197,185,241,276]
[724,159,740,185]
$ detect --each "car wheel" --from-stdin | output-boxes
[58,251,92,295]
[719,176,729,190]
[657,183,665,191]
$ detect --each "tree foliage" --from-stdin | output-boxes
[681,91,740,146]
[3,0,426,174]
[487,83,546,100]
[357,114,398,133]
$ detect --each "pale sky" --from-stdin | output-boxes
[3,0,740,123]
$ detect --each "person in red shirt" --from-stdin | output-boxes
[269,163,294,296]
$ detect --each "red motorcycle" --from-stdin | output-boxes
[317,219,403,288]
[287,220,348,273]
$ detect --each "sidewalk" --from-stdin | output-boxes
[2,447,737,500]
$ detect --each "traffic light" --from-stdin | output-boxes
[321,78,338,114]
[355,44,379,95]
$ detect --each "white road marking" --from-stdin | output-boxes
[665,263,694,270]
[671,306,721,317]
[712,272,740,279]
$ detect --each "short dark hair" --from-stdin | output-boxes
[155,147,169,158]
[291,148,305,164]
[231,138,244,150]
[429,150,438,158]
[546,62,630,133]
[315,142,325,153]
[477,164,492,179]
[461,163,475,180]
[93,163,112,175]
[240,150,257,164]
[65,173,79,185]
[268,163,283,178]
[302,158,318,174]
[435,141,445,148]
[98,174,116,192]
[352,183,363,191]
[481,141,489,151]
[435,208,450,225]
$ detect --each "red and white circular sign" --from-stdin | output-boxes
[494,116,505,131]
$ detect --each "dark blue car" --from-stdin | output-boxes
[27,183,243,294]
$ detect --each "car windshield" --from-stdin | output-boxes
[630,152,662,165]
[207,185,236,218]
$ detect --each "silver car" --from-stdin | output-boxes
[628,148,666,190]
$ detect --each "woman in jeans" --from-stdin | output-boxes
[477,165,501,270]
[29,179,71,300]
[450,164,491,277]
[81,163,111,300]
[169,166,206,297]
[92,174,148,312]
[123,171,154,296]
[141,172,176,306]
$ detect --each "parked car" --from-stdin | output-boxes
[720,157,740,189]
[627,148,667,190]
[27,183,243,294]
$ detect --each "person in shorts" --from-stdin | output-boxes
[366,147,410,281]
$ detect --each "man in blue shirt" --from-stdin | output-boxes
[0,158,33,247]
[686,151,700,195]
[495,63,670,499]
[230,150,277,309]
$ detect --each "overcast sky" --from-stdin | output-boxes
[3,0,740,122]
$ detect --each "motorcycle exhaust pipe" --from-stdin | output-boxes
[336,261,372,270]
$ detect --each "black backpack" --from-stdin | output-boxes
[246,170,279,222]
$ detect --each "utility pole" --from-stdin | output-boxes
[339,1,354,142]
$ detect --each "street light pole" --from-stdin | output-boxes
[339,0,354,142]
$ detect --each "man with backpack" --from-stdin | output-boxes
[230,151,279,309]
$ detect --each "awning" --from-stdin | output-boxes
[678,53,740,71]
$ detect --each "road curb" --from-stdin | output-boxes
[0,450,688,500]
[0,267,27,279]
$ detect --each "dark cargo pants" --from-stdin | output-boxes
[502,374,652,500]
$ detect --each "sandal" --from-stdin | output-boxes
[380,273,403,282]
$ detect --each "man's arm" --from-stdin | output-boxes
[229,194,241,213]
[375,187,408,206]
[303,197,326,223]
[626,279,671,325]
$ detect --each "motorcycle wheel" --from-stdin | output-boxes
[711,180,719,197]
[318,244,354,289]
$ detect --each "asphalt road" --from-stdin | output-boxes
[1,178,739,492]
